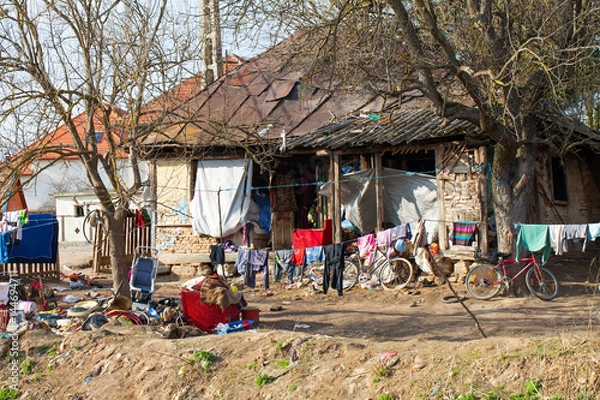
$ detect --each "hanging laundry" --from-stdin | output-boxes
[235,248,249,275]
[390,223,412,241]
[274,249,294,284]
[210,244,225,273]
[246,250,270,290]
[376,229,392,246]
[563,224,589,252]
[136,210,145,227]
[451,222,478,246]
[357,234,377,266]
[323,243,346,296]
[516,224,551,264]
[4,210,25,241]
[412,220,428,249]
[305,246,324,266]
[588,223,600,241]
[0,231,10,264]
[548,224,566,255]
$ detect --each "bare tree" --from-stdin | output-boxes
[0,0,200,296]
[224,0,600,252]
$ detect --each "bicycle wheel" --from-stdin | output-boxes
[341,259,359,291]
[307,265,324,293]
[308,260,358,292]
[465,264,503,300]
[82,210,109,245]
[525,266,558,300]
[379,257,413,290]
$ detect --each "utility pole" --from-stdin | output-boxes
[200,0,223,86]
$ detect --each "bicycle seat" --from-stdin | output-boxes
[497,252,511,259]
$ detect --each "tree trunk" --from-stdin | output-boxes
[491,134,537,254]
[108,210,131,298]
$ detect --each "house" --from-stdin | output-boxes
[0,172,27,212]
[9,108,149,242]
[140,36,600,274]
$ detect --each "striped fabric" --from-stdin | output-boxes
[451,222,478,246]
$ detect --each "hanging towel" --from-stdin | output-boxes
[451,222,478,246]
[357,234,377,266]
[563,224,589,252]
[548,224,566,255]
[376,229,392,246]
[588,223,600,241]
[390,223,412,241]
[305,246,324,266]
[516,224,551,264]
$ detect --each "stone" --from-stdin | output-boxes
[170,265,197,277]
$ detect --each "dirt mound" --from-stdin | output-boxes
[2,252,600,399]
[3,325,599,399]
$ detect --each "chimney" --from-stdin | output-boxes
[200,0,223,86]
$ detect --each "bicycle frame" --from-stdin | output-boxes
[350,246,390,278]
[495,256,537,282]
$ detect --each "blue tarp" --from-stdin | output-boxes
[7,213,58,263]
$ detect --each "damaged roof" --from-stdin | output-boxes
[140,33,397,150]
[283,108,484,151]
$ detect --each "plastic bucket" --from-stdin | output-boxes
[241,307,260,325]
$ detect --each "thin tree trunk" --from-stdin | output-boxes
[108,210,130,298]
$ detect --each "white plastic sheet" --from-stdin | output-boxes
[190,159,253,237]
[319,168,439,240]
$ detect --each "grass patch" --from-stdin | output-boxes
[374,365,390,377]
[255,373,274,386]
[21,359,34,375]
[276,359,290,369]
[0,389,20,400]
[186,350,216,372]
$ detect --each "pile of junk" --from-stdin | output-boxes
[0,247,257,337]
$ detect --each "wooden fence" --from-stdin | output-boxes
[92,212,152,272]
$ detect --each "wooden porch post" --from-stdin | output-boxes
[333,153,342,243]
[435,147,448,250]
[374,152,384,232]
[477,146,489,252]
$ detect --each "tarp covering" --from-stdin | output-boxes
[8,213,58,263]
[190,159,253,238]
[319,168,439,240]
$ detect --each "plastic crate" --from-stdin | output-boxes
[180,288,240,333]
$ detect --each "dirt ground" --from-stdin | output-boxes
[2,242,600,399]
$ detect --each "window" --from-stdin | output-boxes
[551,157,567,202]
[75,205,84,217]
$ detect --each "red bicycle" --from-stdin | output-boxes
[465,252,559,301]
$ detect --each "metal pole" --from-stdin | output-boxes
[217,187,223,243]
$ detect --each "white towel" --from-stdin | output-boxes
[548,224,566,255]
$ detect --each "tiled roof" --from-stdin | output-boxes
[16,107,127,161]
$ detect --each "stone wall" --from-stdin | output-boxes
[435,146,484,249]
